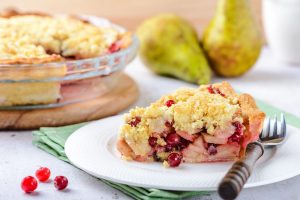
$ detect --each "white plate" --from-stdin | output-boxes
[65,115,300,191]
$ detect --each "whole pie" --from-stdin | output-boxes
[0,10,131,106]
[117,82,265,167]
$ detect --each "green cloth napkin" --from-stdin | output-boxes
[33,126,207,200]
[32,99,300,200]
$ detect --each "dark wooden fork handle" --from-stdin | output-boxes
[218,142,264,200]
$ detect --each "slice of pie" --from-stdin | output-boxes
[117,82,265,167]
[0,10,131,106]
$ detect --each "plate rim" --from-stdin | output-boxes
[65,114,300,191]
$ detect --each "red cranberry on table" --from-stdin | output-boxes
[167,152,182,167]
[35,167,51,182]
[21,176,38,193]
[54,176,68,190]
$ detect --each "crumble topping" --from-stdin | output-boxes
[173,92,242,134]
[0,15,122,63]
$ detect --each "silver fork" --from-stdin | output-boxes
[260,114,286,146]
[218,113,287,200]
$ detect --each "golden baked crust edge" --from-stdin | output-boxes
[215,81,265,153]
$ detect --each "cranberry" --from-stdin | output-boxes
[165,144,173,152]
[215,88,225,97]
[207,85,225,97]
[228,121,244,144]
[35,167,51,182]
[207,144,218,155]
[166,133,181,146]
[165,100,175,107]
[21,176,38,193]
[54,176,68,190]
[148,137,157,147]
[207,85,214,94]
[177,138,190,150]
[167,153,182,167]
[129,117,141,127]
[233,121,243,135]
[180,138,190,147]
[108,41,121,53]
[228,133,243,143]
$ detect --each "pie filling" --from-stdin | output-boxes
[117,82,265,167]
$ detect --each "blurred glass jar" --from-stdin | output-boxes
[263,0,300,64]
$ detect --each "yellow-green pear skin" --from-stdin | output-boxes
[137,14,211,85]
[202,0,263,77]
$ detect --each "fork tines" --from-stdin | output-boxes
[260,113,286,142]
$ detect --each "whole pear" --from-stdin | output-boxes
[137,14,211,84]
[202,0,263,77]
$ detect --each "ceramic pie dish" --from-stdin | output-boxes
[0,10,138,110]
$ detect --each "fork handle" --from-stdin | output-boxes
[218,142,264,200]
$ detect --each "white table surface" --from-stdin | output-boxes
[0,47,300,200]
